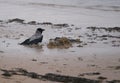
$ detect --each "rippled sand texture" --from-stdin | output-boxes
[0,0,120,83]
[0,21,120,83]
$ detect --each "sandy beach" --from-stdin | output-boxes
[0,0,120,83]
[0,20,120,83]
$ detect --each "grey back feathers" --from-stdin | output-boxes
[29,30,42,42]
[20,28,45,45]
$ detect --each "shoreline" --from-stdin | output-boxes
[0,20,120,83]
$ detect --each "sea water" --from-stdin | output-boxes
[0,0,120,26]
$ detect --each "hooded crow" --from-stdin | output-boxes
[20,28,45,45]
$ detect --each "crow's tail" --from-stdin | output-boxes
[20,39,30,45]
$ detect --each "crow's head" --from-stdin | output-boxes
[36,28,45,33]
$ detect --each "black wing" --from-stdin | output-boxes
[20,35,43,45]
[20,39,30,45]
[29,35,43,45]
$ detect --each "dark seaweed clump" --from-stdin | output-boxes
[79,72,100,76]
[40,22,53,25]
[87,27,120,32]
[27,21,37,25]
[0,68,100,83]
[0,20,3,22]
[97,35,120,39]
[107,80,120,83]
[8,18,24,24]
[53,23,69,27]
[47,37,81,49]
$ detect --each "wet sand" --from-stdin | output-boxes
[0,20,120,83]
